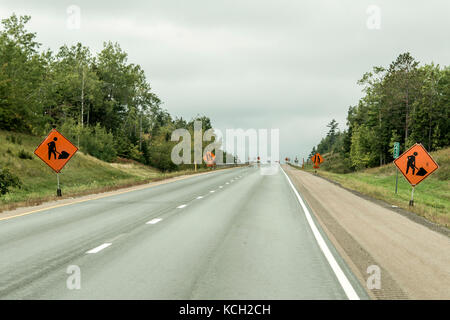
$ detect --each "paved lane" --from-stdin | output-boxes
[0,165,367,299]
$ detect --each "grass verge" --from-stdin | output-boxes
[293,148,449,228]
[0,130,232,213]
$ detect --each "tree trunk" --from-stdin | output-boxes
[139,113,142,151]
[81,69,85,127]
[428,73,435,151]
[404,87,409,143]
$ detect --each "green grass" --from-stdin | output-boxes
[0,130,216,212]
[296,148,450,228]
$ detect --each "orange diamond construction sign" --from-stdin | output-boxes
[34,129,78,173]
[393,143,438,186]
[311,153,323,169]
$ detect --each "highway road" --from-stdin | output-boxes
[0,165,368,299]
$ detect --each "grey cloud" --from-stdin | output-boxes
[1,0,449,159]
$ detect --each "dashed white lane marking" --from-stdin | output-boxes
[86,243,112,254]
[281,167,360,300]
[210,190,215,193]
[177,204,187,209]
[225,182,230,185]
[146,218,162,224]
[197,196,203,199]
[219,186,223,188]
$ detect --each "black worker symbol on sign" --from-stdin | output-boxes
[47,137,70,160]
[405,152,428,176]
[313,154,321,164]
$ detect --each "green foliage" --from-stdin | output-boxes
[0,14,47,132]
[349,124,377,169]
[311,52,449,172]
[84,124,117,162]
[141,140,150,165]
[319,153,353,174]
[0,14,221,172]
[60,119,117,162]
[148,142,178,172]
[6,134,22,144]
[0,168,21,195]
[17,149,33,160]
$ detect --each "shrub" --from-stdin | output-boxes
[82,124,117,162]
[5,135,22,145]
[0,168,22,195]
[6,135,15,144]
[18,149,33,160]
[148,142,178,172]
[60,120,117,162]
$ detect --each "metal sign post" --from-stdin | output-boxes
[395,170,399,194]
[393,142,400,194]
[34,128,78,198]
[409,186,415,206]
[57,173,62,197]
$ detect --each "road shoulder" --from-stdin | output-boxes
[302,166,450,238]
[283,164,450,300]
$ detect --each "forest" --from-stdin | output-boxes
[0,14,215,172]
[310,52,449,173]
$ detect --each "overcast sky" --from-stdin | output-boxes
[1,0,449,160]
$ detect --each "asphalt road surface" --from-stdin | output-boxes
[0,165,368,299]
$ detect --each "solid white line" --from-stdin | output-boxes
[280,167,360,300]
[86,243,112,254]
[177,204,187,209]
[146,218,162,224]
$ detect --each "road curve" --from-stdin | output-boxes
[0,165,367,299]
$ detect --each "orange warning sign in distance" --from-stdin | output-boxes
[393,143,438,186]
[311,153,324,166]
[203,151,216,167]
[34,129,78,173]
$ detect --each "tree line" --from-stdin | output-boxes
[0,14,216,171]
[309,52,449,173]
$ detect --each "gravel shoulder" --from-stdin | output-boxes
[283,165,450,300]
